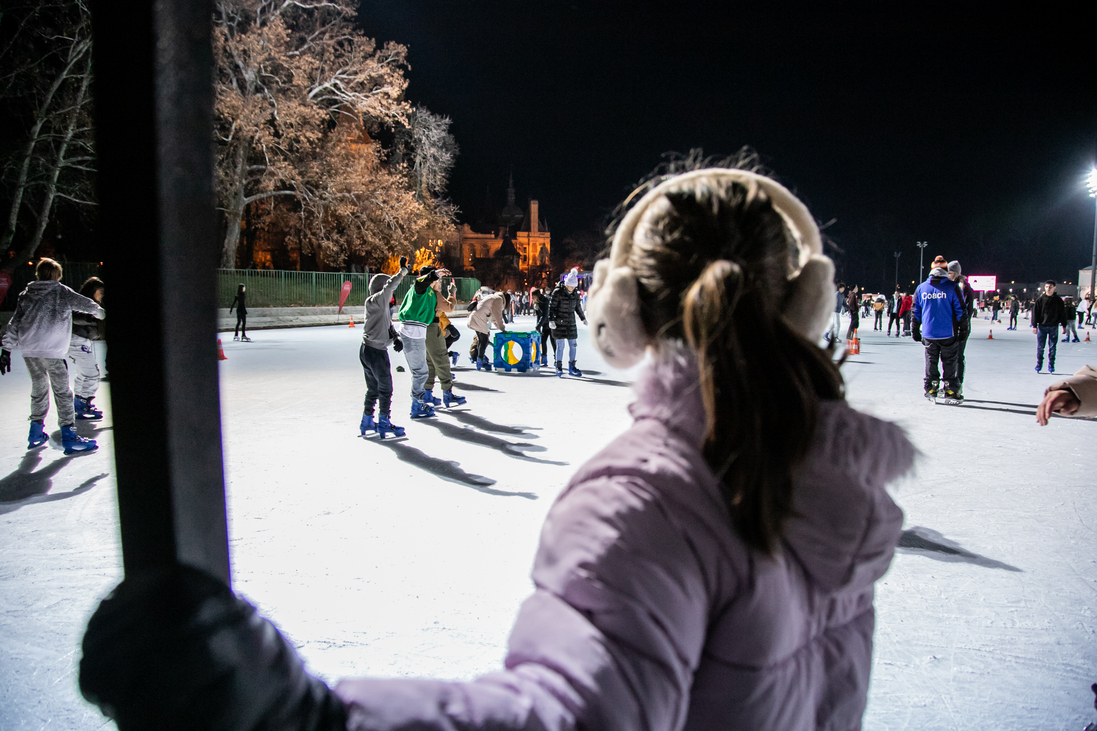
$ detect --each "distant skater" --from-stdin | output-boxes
[230,284,249,341]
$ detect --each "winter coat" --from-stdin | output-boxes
[334,346,912,730]
[911,274,963,340]
[363,269,406,350]
[899,294,913,315]
[548,284,586,340]
[468,292,506,334]
[1048,365,1097,418]
[2,280,104,359]
[1031,293,1067,328]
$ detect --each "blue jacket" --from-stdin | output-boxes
[911,275,964,340]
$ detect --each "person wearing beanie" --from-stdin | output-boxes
[548,267,587,376]
[911,255,965,401]
[421,270,467,409]
[359,257,408,438]
[1030,280,1067,373]
[946,260,976,397]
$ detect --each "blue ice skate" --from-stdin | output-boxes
[376,414,405,439]
[442,390,466,407]
[450,351,459,366]
[422,390,441,406]
[360,413,376,436]
[568,361,583,377]
[410,399,436,419]
[61,426,97,455]
[74,396,103,420]
[28,421,48,449]
[478,357,493,372]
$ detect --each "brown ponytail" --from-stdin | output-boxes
[629,176,843,554]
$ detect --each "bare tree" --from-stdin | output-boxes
[213,0,412,267]
[396,106,458,202]
[0,0,94,268]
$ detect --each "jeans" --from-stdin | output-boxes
[923,337,960,390]
[24,356,75,428]
[359,343,393,416]
[1009,312,1018,329]
[563,338,577,363]
[1065,320,1078,341]
[1036,325,1057,369]
[874,311,883,329]
[830,312,842,341]
[401,335,429,399]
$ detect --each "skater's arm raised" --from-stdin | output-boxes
[64,288,105,320]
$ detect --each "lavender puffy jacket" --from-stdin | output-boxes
[336,348,914,730]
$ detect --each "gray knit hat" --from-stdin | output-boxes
[947,260,961,276]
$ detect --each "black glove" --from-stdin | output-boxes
[393,335,403,353]
[912,322,922,343]
[80,564,346,731]
[0,349,10,375]
[398,255,408,270]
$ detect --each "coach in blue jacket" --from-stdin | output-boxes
[911,255,965,400]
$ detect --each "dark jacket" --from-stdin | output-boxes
[548,284,586,340]
[72,280,105,341]
[1030,293,1067,328]
[230,288,247,316]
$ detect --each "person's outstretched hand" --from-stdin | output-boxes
[80,564,347,731]
[0,349,10,375]
[1036,388,1079,426]
[399,256,408,269]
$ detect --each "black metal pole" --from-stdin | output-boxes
[90,0,229,583]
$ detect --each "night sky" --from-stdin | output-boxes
[359,2,1096,292]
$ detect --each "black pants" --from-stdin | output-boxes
[887,312,902,335]
[874,311,883,329]
[359,343,393,416]
[956,332,970,386]
[1009,312,1018,329]
[924,336,960,390]
[846,313,859,339]
[473,330,490,361]
[234,312,247,336]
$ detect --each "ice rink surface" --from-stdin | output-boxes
[1,313,1095,730]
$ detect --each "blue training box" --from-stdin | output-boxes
[492,331,542,373]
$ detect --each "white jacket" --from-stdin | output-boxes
[2,280,104,359]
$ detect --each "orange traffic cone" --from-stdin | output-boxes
[987,329,993,340]
[848,329,861,355]
[348,316,355,328]
[1086,330,1091,342]
[217,338,227,361]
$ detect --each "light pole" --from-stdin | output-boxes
[916,241,929,282]
[1087,169,1097,307]
[894,251,901,289]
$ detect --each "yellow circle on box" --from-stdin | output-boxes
[504,340,524,365]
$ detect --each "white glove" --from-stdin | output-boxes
[549,321,557,330]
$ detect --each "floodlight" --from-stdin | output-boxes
[1088,169,1097,197]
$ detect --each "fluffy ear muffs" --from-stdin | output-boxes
[587,260,647,368]
[587,168,835,368]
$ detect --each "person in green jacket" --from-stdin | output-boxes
[399,266,450,419]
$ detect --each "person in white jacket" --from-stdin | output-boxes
[0,258,104,453]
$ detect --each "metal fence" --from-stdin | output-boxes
[1,264,478,311]
[218,268,479,309]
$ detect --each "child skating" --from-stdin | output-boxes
[359,256,408,438]
[69,277,106,420]
[0,258,104,454]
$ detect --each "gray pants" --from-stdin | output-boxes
[402,335,429,400]
[24,356,75,428]
[68,335,101,398]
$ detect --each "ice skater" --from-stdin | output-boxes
[68,276,106,420]
[0,258,104,454]
[79,166,915,731]
[359,256,408,438]
[229,283,249,341]
[398,265,452,418]
[1031,280,1067,373]
[1007,295,1020,330]
[947,261,975,397]
[548,267,587,376]
[421,270,466,409]
[911,255,965,402]
[467,286,507,371]
[1062,297,1080,343]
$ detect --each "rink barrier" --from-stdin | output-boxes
[217,269,481,309]
[217,305,471,332]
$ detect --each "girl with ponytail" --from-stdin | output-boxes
[80,165,916,731]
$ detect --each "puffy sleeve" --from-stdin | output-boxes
[1048,365,1097,418]
[335,475,714,731]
